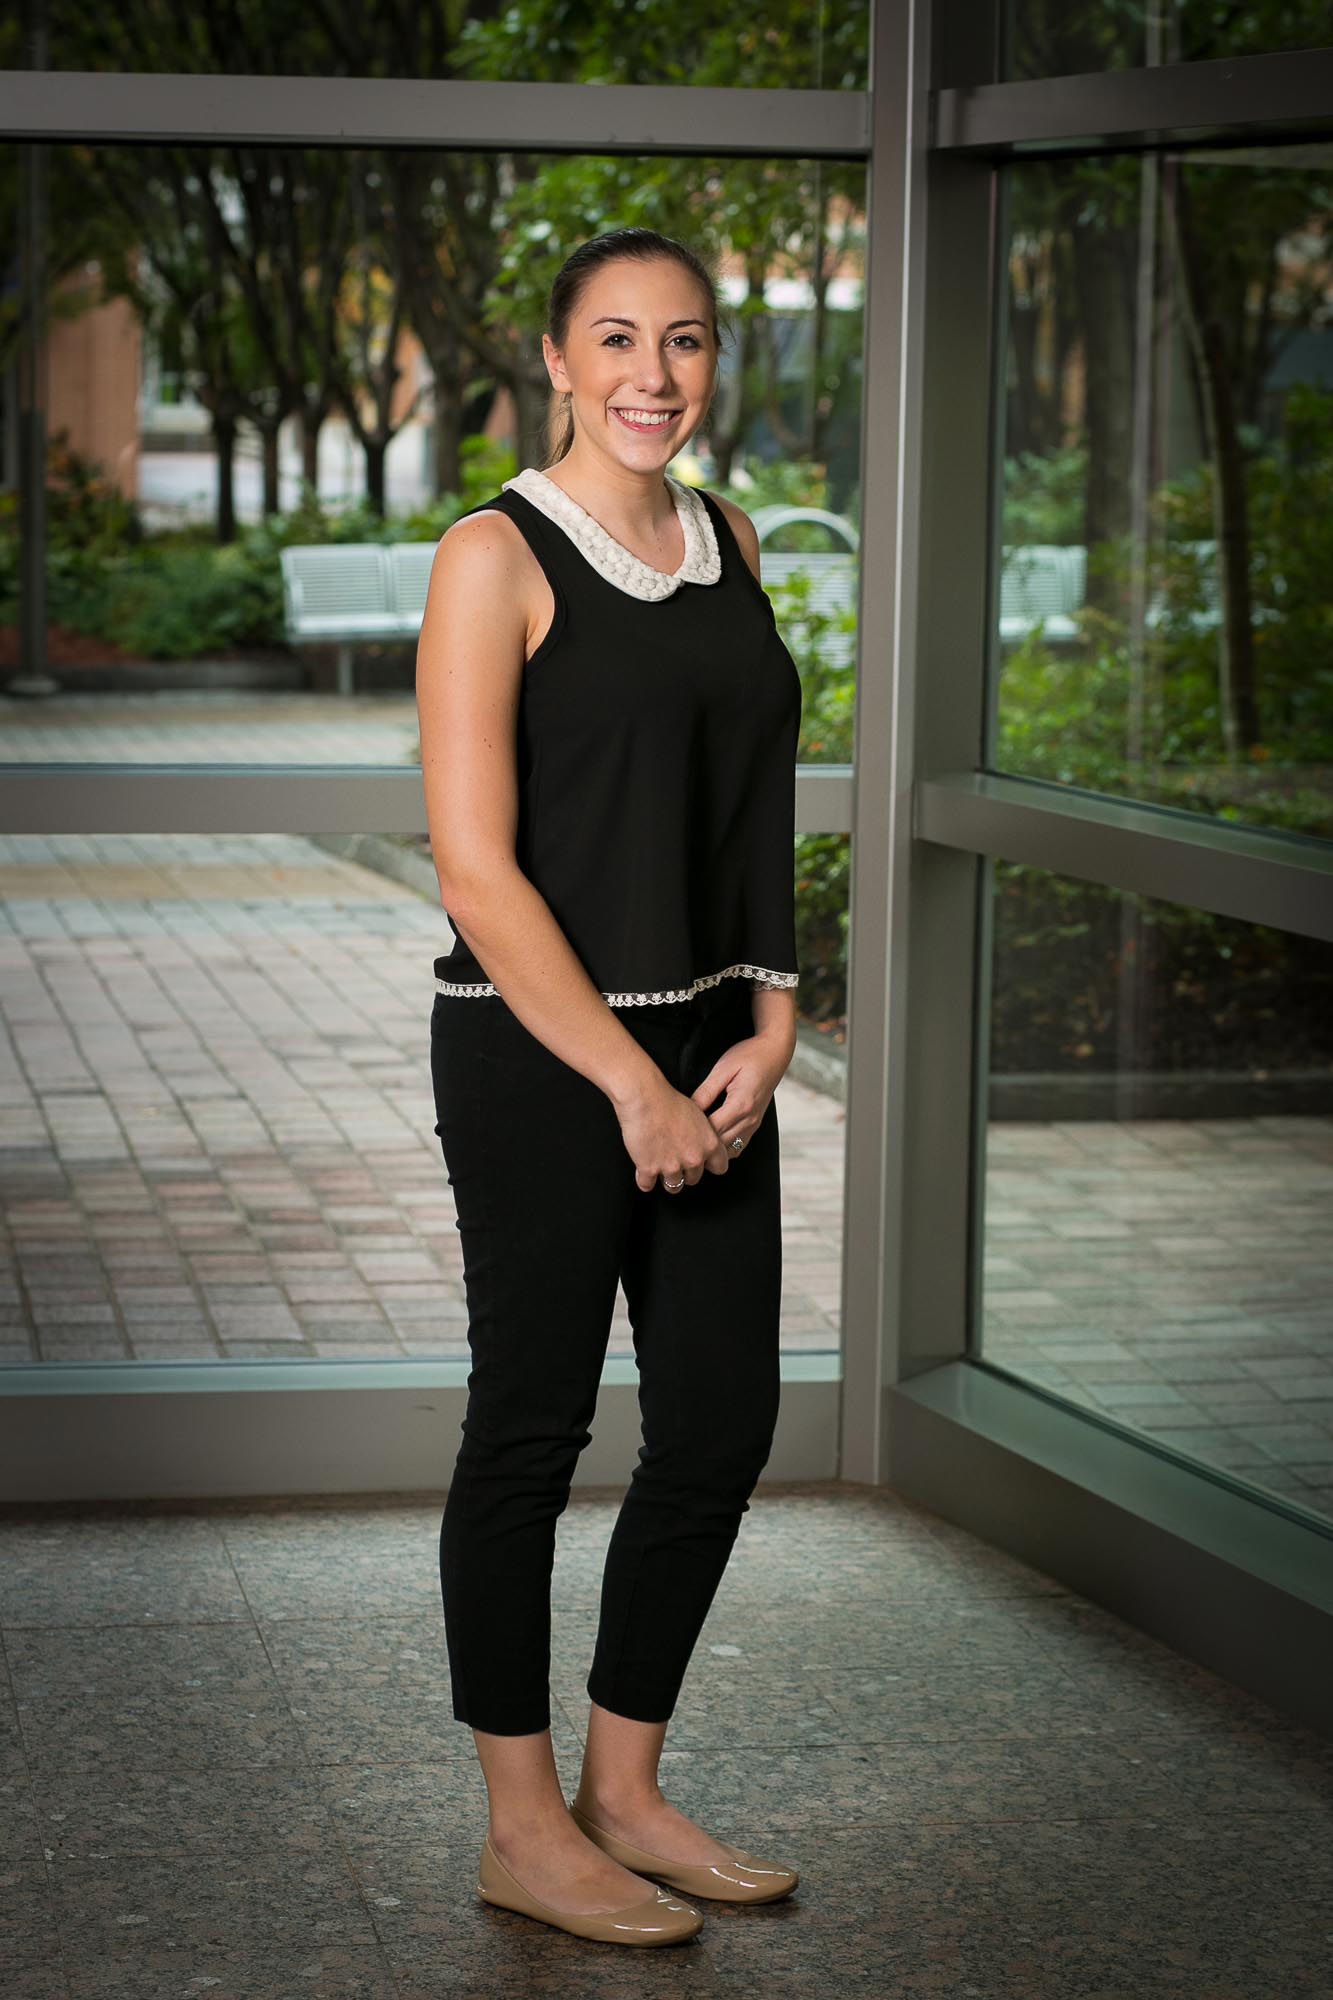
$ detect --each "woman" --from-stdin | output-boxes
[417,227,803,1948]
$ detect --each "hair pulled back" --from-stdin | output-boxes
[539,228,727,469]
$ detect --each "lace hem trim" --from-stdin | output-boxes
[435,962,799,1004]
[501,466,721,599]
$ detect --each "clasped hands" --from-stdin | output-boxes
[617,1030,791,1195]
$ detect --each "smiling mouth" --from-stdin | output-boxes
[611,408,683,432]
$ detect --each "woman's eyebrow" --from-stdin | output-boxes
[589,316,708,330]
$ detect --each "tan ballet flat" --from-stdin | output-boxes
[476,1833,704,1945]
[568,1800,800,1904]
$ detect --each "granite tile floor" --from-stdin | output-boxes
[0,804,1330,1526]
[2,1480,1330,2000]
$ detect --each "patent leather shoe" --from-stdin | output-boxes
[477,1834,704,1945]
[568,1800,799,1904]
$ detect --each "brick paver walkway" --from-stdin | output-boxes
[1,690,1329,1527]
[983,1120,1333,1517]
[0,831,840,1372]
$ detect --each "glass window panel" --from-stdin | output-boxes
[977,859,1333,1532]
[1003,2,1332,81]
[0,831,842,1366]
[20,1,868,88]
[1,143,863,766]
[991,143,1333,845]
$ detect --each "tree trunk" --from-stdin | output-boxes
[808,193,828,461]
[1164,162,1260,758]
[709,255,766,483]
[365,437,386,516]
[261,421,281,516]
[511,364,548,470]
[1070,214,1135,614]
[213,413,237,544]
[301,405,321,489]
[433,391,464,497]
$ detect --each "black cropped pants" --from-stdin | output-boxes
[429,975,783,1737]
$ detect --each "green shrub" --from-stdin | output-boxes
[793,832,850,1028]
[991,859,1333,1074]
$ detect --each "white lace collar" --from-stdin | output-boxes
[502,465,721,600]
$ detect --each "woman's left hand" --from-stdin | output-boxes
[689,1029,794,1156]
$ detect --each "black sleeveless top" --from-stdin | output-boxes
[433,467,802,1006]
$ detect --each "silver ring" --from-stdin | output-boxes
[663,1175,686,1192]
[730,1137,744,1153]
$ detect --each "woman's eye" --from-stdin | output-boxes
[601,333,701,349]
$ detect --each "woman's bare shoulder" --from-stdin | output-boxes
[430,505,550,613]
[436,504,534,575]
[424,504,553,667]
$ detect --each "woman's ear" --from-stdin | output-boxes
[542,332,571,395]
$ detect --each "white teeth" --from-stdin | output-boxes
[615,410,677,425]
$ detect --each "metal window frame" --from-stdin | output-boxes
[0,72,869,155]
[935,47,1333,157]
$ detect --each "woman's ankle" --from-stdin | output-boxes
[488,1799,578,1846]
[574,1778,664,1818]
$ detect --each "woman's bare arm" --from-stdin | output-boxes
[709,492,799,1067]
[417,511,667,1113]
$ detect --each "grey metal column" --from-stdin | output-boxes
[842,0,997,1481]
[839,0,921,1482]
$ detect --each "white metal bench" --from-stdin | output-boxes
[998,544,1087,645]
[998,538,1269,645]
[280,543,439,693]
[386,543,441,636]
[282,509,869,689]
[751,505,859,670]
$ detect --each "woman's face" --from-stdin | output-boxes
[543,257,718,470]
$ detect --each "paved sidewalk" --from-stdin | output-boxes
[0,833,843,1373]
[982,1117,1333,1516]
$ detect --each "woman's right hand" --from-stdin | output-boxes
[615,1072,733,1194]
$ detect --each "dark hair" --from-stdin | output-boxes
[539,228,729,469]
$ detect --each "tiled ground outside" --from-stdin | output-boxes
[981,1116,1333,1518]
[0,831,844,1369]
[1,1482,1331,1999]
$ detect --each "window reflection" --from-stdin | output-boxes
[993,144,1333,843]
[979,860,1333,1531]
[1004,0,1332,80]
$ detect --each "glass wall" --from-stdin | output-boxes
[0,831,847,1366]
[12,1,869,88]
[976,120,1333,1532]
[978,860,1333,1527]
[991,144,1333,846]
[2,95,860,1374]
[2,142,864,765]
[1002,2,1332,80]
